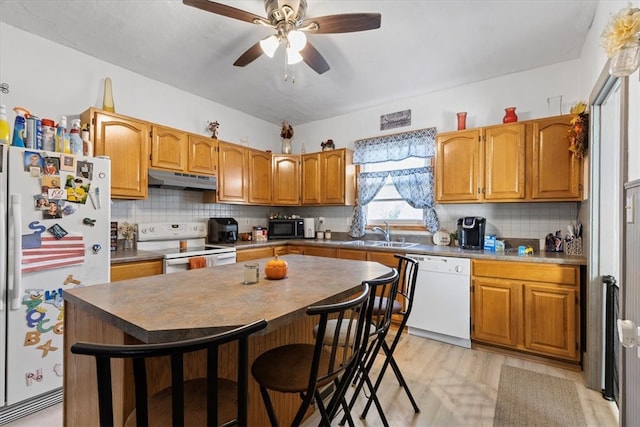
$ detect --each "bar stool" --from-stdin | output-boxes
[71,318,267,427]
[360,254,421,419]
[342,269,401,426]
[251,283,372,426]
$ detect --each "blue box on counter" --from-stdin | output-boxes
[483,234,496,251]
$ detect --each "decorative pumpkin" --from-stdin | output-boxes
[264,255,288,280]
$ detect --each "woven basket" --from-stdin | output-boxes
[565,237,583,256]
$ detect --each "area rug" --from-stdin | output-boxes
[493,365,587,426]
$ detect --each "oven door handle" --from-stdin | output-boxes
[216,252,236,261]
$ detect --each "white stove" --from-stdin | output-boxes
[137,222,236,274]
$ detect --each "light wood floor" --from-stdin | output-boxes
[8,333,618,426]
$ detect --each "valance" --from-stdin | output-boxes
[352,127,436,164]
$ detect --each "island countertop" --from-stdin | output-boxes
[64,255,392,344]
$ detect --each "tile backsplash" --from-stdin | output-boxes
[112,188,579,240]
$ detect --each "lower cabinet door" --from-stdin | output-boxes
[472,278,519,346]
[523,283,577,360]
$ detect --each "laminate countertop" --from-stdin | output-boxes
[108,238,587,266]
[65,255,392,343]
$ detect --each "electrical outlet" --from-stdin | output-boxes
[318,216,325,224]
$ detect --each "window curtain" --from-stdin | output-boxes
[348,128,439,237]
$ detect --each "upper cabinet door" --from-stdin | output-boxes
[531,116,582,200]
[436,129,482,202]
[301,153,321,205]
[86,109,149,199]
[188,135,217,175]
[484,123,526,201]
[272,155,300,205]
[321,150,346,204]
[150,125,187,172]
[248,149,272,204]
[218,141,248,203]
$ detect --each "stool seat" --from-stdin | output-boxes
[252,344,336,394]
[124,378,237,426]
[373,296,402,314]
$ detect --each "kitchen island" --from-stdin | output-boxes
[63,255,391,426]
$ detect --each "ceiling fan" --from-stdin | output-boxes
[183,0,381,74]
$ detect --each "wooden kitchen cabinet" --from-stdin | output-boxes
[302,247,337,258]
[273,246,289,256]
[366,250,399,267]
[217,141,248,203]
[472,260,580,362]
[110,259,163,281]
[248,149,272,204]
[531,115,582,200]
[236,246,274,262]
[188,135,217,175]
[272,155,300,205]
[301,149,355,205]
[150,124,187,172]
[81,108,150,199]
[337,248,368,261]
[436,123,525,203]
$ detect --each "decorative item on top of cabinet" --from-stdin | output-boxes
[80,108,149,199]
[456,112,467,130]
[207,120,219,139]
[321,139,335,151]
[502,107,518,123]
[281,121,294,154]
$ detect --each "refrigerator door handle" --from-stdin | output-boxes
[10,194,22,310]
[0,190,5,311]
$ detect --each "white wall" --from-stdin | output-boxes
[0,23,279,151]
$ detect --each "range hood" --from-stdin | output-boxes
[148,169,216,191]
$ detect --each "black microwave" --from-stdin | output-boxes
[268,219,304,239]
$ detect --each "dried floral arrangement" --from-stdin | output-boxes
[118,221,136,240]
[567,102,588,159]
[280,122,294,139]
[601,4,640,57]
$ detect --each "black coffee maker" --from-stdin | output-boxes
[457,217,486,250]
[208,218,238,243]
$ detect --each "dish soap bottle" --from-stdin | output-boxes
[81,124,93,157]
[0,105,10,145]
[69,119,83,155]
[56,116,69,153]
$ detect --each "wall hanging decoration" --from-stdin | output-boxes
[280,121,294,154]
[380,109,411,131]
[601,5,640,77]
[502,107,518,123]
[567,101,588,159]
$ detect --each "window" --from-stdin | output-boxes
[364,157,426,223]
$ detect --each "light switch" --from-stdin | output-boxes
[626,194,634,223]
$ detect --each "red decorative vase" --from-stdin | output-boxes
[456,112,467,130]
[503,107,518,123]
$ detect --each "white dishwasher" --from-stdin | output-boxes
[405,255,471,348]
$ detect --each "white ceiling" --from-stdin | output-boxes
[0,0,597,126]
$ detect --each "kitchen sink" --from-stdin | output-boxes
[341,240,419,248]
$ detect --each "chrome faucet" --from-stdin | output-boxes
[372,221,390,242]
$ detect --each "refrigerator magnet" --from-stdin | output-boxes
[24,152,42,176]
[47,224,68,239]
[92,243,102,254]
[53,364,63,377]
[43,157,60,175]
[25,369,44,386]
[76,161,93,180]
[43,201,63,219]
[60,154,76,171]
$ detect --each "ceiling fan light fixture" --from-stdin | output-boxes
[286,46,303,64]
[287,30,307,51]
[259,35,280,57]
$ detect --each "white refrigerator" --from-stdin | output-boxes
[0,144,111,421]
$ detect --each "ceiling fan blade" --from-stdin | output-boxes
[300,42,330,74]
[183,0,268,25]
[233,41,264,67]
[303,13,381,34]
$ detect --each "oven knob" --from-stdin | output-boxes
[455,265,464,273]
